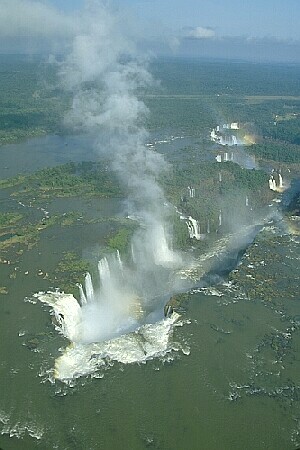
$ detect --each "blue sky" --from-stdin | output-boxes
[1,0,299,62]
[48,0,300,40]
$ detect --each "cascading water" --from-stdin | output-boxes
[232,135,238,145]
[207,219,210,234]
[279,173,283,189]
[188,186,195,198]
[33,1,187,381]
[269,176,277,191]
[186,216,201,240]
[83,273,94,304]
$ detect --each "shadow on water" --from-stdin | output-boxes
[202,225,263,285]
[282,178,300,211]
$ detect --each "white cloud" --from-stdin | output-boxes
[0,0,79,39]
[187,26,215,39]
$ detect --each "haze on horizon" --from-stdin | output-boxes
[0,0,299,63]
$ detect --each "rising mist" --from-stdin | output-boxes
[57,1,182,343]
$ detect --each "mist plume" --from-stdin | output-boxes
[58,0,181,343]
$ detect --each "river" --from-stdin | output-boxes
[0,133,299,449]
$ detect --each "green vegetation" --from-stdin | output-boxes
[0,161,127,268]
[0,162,122,199]
[107,227,134,254]
[145,57,300,167]
[161,159,272,249]
[248,141,300,163]
[0,215,59,252]
[148,58,300,97]
[51,252,90,296]
[0,209,92,261]
[263,114,300,145]
[0,212,23,227]
[0,55,299,264]
[0,55,70,145]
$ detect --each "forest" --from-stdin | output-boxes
[0,55,299,256]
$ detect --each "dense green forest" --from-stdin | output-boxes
[0,161,121,199]
[0,55,299,254]
[0,55,70,144]
[161,159,272,248]
[148,58,300,96]
[248,140,300,163]
[1,55,300,156]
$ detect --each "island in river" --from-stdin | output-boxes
[0,55,299,450]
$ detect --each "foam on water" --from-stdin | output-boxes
[0,410,44,441]
[36,292,183,382]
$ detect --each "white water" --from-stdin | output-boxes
[232,135,238,145]
[35,223,184,381]
[34,219,270,383]
[207,219,210,234]
[188,186,195,198]
[36,291,184,381]
[187,216,201,240]
[269,176,277,191]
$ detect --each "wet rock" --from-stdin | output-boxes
[210,323,232,334]
[25,338,39,351]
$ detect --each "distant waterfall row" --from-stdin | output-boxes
[180,173,253,240]
[180,213,221,241]
[216,152,234,163]
[269,171,284,192]
[188,186,195,198]
[79,250,123,305]
[210,123,243,147]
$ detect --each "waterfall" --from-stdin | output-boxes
[219,172,222,183]
[279,173,283,188]
[98,257,111,287]
[224,152,228,162]
[188,186,195,198]
[186,216,201,240]
[219,210,222,227]
[216,155,222,163]
[84,273,94,303]
[207,219,210,234]
[151,223,177,265]
[232,135,238,145]
[116,250,123,272]
[245,196,249,207]
[131,242,136,264]
[79,284,87,306]
[269,176,277,191]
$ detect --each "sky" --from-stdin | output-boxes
[1,0,300,62]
